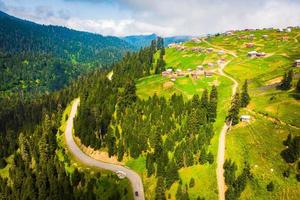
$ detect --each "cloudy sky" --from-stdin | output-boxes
[1,0,300,36]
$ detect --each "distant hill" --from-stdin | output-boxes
[0,11,133,65]
[0,11,134,95]
[121,33,192,48]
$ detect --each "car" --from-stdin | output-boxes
[135,191,139,196]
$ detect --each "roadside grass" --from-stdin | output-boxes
[125,155,146,174]
[0,155,14,179]
[226,113,300,200]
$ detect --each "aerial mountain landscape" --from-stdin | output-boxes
[0,0,299,200]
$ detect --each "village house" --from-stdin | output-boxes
[191,70,203,79]
[248,51,258,58]
[204,70,213,77]
[207,62,214,67]
[240,115,251,122]
[248,51,266,58]
[161,68,173,77]
[295,60,300,67]
[176,69,185,77]
[218,50,225,55]
[196,65,204,71]
[256,52,266,57]
[207,48,214,53]
[245,43,254,48]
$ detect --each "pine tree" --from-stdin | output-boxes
[208,85,218,121]
[165,159,179,188]
[279,70,293,90]
[267,181,274,192]
[296,78,300,93]
[226,92,241,125]
[117,141,124,161]
[155,176,166,200]
[207,152,214,164]
[199,149,207,164]
[189,178,195,188]
[200,89,209,110]
[240,80,250,107]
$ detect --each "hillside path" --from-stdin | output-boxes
[65,98,145,200]
[201,38,238,58]
[216,61,239,200]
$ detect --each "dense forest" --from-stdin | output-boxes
[73,38,219,197]
[0,11,134,96]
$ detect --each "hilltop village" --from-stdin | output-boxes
[161,26,300,83]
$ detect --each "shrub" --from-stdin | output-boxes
[267,181,274,192]
[296,174,300,182]
[189,178,195,188]
[0,158,7,169]
[283,169,290,178]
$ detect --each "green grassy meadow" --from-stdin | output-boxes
[226,112,300,200]
[136,27,300,199]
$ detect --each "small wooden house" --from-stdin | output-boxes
[240,115,251,122]
[196,65,204,70]
[207,48,214,53]
[245,43,254,48]
[295,60,300,67]
[248,51,258,58]
[256,52,266,57]
[204,71,213,77]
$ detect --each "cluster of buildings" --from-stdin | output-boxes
[161,66,213,81]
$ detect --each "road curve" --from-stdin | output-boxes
[216,62,239,200]
[65,98,145,200]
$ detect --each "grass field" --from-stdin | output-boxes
[142,28,300,199]
[137,74,224,100]
[226,112,300,200]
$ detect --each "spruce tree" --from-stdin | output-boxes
[155,176,166,200]
[279,70,293,90]
[209,85,218,121]
[296,78,300,93]
[200,89,209,110]
[240,80,250,107]
[226,92,241,125]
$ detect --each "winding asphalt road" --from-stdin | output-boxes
[65,98,145,200]
[216,61,239,200]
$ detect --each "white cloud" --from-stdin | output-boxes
[1,0,300,36]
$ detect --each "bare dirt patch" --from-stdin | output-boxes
[74,137,123,165]
[266,77,282,85]
[163,81,174,89]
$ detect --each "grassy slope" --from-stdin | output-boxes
[136,28,300,199]
[136,43,234,199]
[226,112,300,200]
[205,29,300,199]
